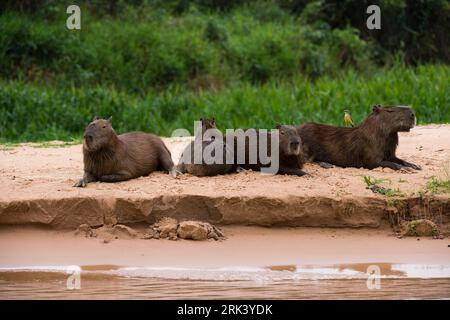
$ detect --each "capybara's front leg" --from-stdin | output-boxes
[317,161,335,169]
[379,160,412,171]
[236,166,245,173]
[98,172,132,182]
[175,163,186,174]
[169,167,181,178]
[391,157,421,170]
[160,149,179,178]
[278,166,309,176]
[73,171,97,187]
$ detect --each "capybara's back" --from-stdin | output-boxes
[118,131,173,177]
[297,123,356,167]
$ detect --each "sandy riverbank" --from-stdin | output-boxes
[0,125,449,230]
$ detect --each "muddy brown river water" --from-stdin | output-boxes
[1,264,449,299]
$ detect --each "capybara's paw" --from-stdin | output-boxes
[301,171,312,177]
[170,168,181,178]
[409,163,422,170]
[400,166,414,173]
[318,161,335,169]
[236,166,245,173]
[73,179,87,187]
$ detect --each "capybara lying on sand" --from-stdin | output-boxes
[74,117,177,187]
[297,105,421,170]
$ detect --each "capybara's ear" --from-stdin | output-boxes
[200,118,203,122]
[275,123,282,129]
[107,116,112,123]
[372,104,381,113]
[212,118,215,124]
[93,116,100,121]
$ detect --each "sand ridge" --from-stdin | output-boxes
[0,125,449,229]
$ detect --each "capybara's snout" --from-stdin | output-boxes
[410,110,416,125]
[84,127,95,141]
[289,138,301,155]
[84,133,93,142]
[83,124,101,149]
[406,109,416,128]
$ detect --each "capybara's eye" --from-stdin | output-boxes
[102,126,106,129]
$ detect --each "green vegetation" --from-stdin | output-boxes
[0,5,377,92]
[404,219,439,237]
[0,1,449,142]
[1,65,448,142]
[363,176,388,186]
[363,175,405,197]
[425,164,450,194]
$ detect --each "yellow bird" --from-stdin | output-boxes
[344,110,354,127]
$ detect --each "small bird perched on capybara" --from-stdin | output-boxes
[74,116,177,187]
[297,105,421,171]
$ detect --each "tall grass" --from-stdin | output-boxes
[1,64,448,142]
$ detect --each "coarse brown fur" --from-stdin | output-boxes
[74,117,176,187]
[297,105,421,170]
[236,124,307,176]
[177,118,237,176]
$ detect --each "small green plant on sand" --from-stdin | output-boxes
[363,176,388,186]
[425,164,450,194]
[363,175,405,197]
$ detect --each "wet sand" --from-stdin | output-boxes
[1,226,449,299]
[1,226,449,268]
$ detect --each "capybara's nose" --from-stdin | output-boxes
[290,141,300,148]
[85,134,93,141]
[410,112,415,120]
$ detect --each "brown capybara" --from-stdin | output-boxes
[177,118,237,176]
[74,117,177,187]
[236,124,307,176]
[297,105,421,170]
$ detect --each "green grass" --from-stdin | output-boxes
[363,176,389,186]
[1,64,449,142]
[363,175,405,197]
[426,164,450,194]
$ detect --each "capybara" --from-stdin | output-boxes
[236,124,307,176]
[74,116,177,187]
[177,118,237,176]
[297,105,421,170]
